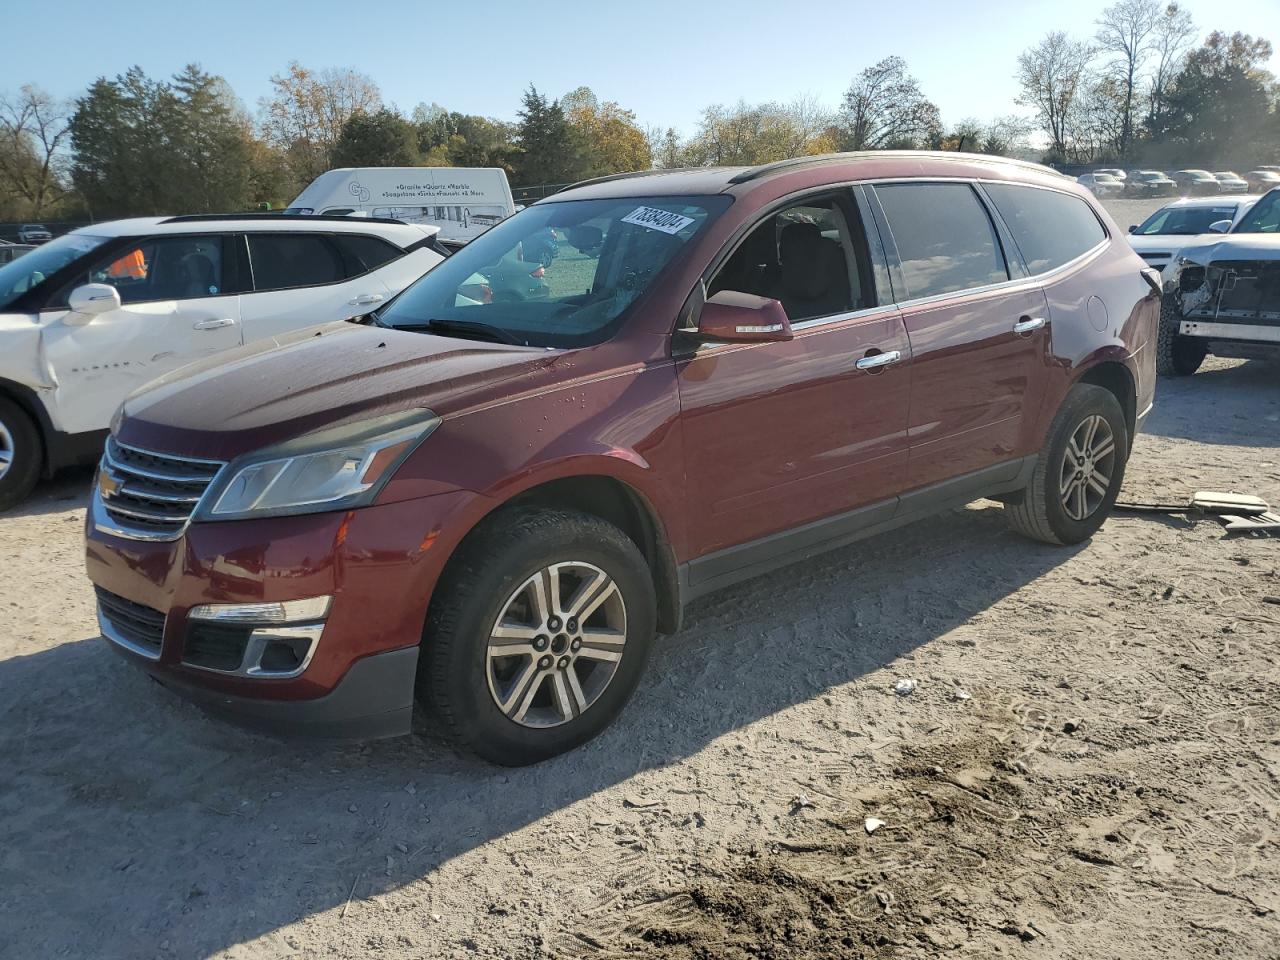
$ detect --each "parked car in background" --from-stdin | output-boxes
[0,214,446,509]
[1095,168,1127,181]
[1157,187,1280,375]
[1212,172,1250,194]
[1244,170,1280,192]
[0,240,36,265]
[1077,172,1125,197]
[1170,170,1222,196]
[84,151,1158,764]
[286,167,517,244]
[1126,196,1260,270]
[1124,171,1178,197]
[17,224,52,244]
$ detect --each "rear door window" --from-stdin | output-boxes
[874,183,1009,300]
[984,184,1107,273]
[247,234,345,290]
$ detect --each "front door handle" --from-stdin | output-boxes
[348,293,385,306]
[1013,316,1046,336]
[192,317,237,330]
[855,349,902,371]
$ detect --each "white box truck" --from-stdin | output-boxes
[285,167,517,243]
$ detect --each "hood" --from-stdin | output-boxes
[1170,233,1280,269]
[117,321,556,460]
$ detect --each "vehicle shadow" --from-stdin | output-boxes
[1145,359,1280,448]
[0,503,1082,958]
[5,465,94,518]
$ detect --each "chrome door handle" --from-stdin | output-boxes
[192,317,236,330]
[855,350,902,371]
[1013,316,1046,336]
[348,293,385,306]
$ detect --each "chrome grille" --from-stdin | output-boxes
[97,437,225,540]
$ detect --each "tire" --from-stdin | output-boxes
[419,507,656,765]
[1155,293,1207,376]
[0,397,42,512]
[1004,384,1129,546]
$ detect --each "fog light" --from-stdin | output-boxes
[188,596,332,624]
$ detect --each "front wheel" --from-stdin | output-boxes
[419,508,656,765]
[1155,294,1207,376]
[0,397,42,512]
[1005,384,1129,545]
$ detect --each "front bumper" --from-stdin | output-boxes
[86,487,481,738]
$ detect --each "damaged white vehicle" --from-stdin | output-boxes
[0,215,445,508]
[1157,188,1280,375]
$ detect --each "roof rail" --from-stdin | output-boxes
[728,151,1065,184]
[160,213,410,226]
[559,167,719,193]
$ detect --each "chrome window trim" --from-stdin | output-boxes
[98,603,163,661]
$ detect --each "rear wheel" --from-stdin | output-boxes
[0,397,41,512]
[1005,384,1129,545]
[1155,294,1207,376]
[419,508,656,765]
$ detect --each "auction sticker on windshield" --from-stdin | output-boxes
[621,206,696,234]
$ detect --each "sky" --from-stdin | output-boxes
[4,0,1279,136]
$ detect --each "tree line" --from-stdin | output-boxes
[1,8,1276,222]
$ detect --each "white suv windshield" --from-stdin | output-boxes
[0,234,109,310]
[378,195,729,347]
[1233,191,1279,233]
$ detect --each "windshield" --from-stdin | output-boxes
[1135,205,1239,236]
[1233,191,1279,233]
[0,233,108,310]
[377,195,728,347]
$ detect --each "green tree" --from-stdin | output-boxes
[562,86,651,177]
[513,86,586,185]
[260,62,381,184]
[331,108,420,167]
[0,85,71,217]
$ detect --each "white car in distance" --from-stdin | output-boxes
[0,214,446,508]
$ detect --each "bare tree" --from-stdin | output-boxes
[0,85,71,216]
[1096,0,1161,157]
[838,57,941,150]
[1016,31,1094,157]
[1147,3,1197,129]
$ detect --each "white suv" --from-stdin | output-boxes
[0,214,445,508]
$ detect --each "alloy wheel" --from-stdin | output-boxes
[1059,414,1117,522]
[0,421,13,481]
[486,561,627,728]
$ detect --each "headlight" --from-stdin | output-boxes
[199,409,439,521]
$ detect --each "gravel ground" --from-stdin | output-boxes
[4,195,1280,960]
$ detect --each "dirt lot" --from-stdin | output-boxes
[4,196,1280,960]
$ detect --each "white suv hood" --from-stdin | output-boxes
[1170,234,1280,270]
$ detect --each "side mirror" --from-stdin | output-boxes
[1128,224,1138,234]
[1208,219,1231,234]
[65,283,121,324]
[697,290,793,343]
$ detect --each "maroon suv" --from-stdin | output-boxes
[86,153,1159,764]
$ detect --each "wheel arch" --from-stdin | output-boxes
[1073,358,1137,450]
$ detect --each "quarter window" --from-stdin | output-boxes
[984,184,1107,273]
[248,234,345,290]
[875,183,1008,299]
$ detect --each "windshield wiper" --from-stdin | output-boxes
[388,318,523,345]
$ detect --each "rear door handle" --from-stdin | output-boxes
[192,317,237,330]
[1013,316,1046,336]
[855,349,902,371]
[348,293,385,306]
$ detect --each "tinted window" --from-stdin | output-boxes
[875,183,1008,299]
[331,234,403,275]
[0,233,107,310]
[248,234,345,290]
[73,236,225,305]
[984,184,1107,274]
[709,197,870,321]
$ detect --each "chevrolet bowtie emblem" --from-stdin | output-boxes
[98,469,123,499]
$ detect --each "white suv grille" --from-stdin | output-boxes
[97,437,225,540]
